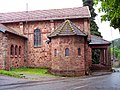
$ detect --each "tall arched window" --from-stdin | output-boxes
[10,45,14,56]
[19,46,21,56]
[78,48,81,56]
[34,29,41,47]
[65,48,69,56]
[15,45,18,56]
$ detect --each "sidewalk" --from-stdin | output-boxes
[22,74,67,81]
[91,71,112,76]
[21,71,112,81]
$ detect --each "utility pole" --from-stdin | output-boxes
[25,3,29,66]
[112,41,115,61]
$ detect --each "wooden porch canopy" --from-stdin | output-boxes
[89,35,111,48]
[89,35,111,71]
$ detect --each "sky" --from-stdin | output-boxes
[0,0,120,41]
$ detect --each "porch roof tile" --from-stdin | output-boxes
[48,20,86,38]
[89,35,110,45]
[0,24,27,38]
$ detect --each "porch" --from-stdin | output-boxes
[89,35,111,72]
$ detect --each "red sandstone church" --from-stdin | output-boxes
[0,6,111,76]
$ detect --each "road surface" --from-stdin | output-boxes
[0,72,120,90]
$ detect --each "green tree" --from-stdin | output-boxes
[94,0,120,31]
[111,46,120,60]
[112,38,120,49]
[83,0,101,36]
[83,0,101,64]
[92,49,100,64]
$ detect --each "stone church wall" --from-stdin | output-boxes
[7,33,27,69]
[0,33,7,69]
[51,36,86,76]
[3,18,90,68]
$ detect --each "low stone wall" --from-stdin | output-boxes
[90,64,112,72]
[49,69,85,76]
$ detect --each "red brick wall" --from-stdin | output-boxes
[5,21,52,68]
[7,33,27,69]
[23,21,52,68]
[85,46,92,74]
[0,33,6,69]
[4,19,90,69]
[0,32,26,70]
[50,36,87,76]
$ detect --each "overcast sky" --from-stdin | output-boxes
[0,0,120,41]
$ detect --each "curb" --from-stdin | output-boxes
[91,72,112,76]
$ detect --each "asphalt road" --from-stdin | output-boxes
[0,72,120,90]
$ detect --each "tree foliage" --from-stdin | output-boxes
[83,0,101,64]
[111,46,120,60]
[112,38,120,49]
[92,49,100,64]
[83,0,101,36]
[94,0,120,31]
[111,38,120,60]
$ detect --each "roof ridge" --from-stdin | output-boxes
[61,20,67,31]
[48,20,86,38]
[0,6,90,23]
[67,20,77,35]
[0,6,88,14]
[71,20,86,35]
[56,21,65,35]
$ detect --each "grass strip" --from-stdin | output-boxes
[0,70,23,78]
[11,67,53,76]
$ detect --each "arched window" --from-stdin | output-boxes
[15,45,18,56]
[78,48,81,56]
[54,49,57,56]
[19,46,21,56]
[65,48,69,56]
[34,29,41,47]
[10,45,14,56]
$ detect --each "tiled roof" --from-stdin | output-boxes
[0,6,90,23]
[89,35,110,45]
[0,24,27,38]
[48,20,86,38]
